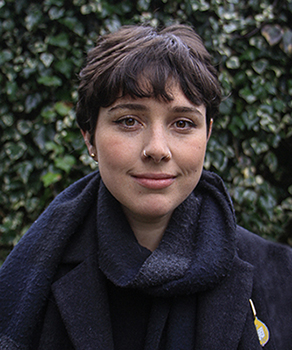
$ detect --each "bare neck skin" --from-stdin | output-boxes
[122,208,173,252]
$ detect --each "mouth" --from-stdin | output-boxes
[132,173,176,190]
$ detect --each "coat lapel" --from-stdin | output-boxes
[50,242,260,350]
[144,298,171,350]
[195,256,261,349]
[52,254,114,350]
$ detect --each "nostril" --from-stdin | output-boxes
[142,149,172,162]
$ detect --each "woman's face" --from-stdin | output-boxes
[85,84,211,223]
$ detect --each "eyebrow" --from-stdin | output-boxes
[108,103,204,117]
[171,106,204,117]
[108,103,148,113]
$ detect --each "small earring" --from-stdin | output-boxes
[90,153,95,158]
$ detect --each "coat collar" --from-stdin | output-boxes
[51,188,114,349]
[52,253,256,349]
[52,254,114,350]
[196,256,260,349]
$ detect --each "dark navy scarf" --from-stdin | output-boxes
[97,170,236,297]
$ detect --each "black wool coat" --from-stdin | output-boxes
[0,171,292,350]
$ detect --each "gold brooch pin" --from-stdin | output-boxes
[249,299,270,347]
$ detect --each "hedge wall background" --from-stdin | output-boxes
[1,0,292,264]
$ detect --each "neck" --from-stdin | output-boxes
[122,209,173,252]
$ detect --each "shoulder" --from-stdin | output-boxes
[236,225,292,283]
[236,226,292,263]
[1,170,101,260]
[0,171,101,340]
[45,170,101,208]
[2,170,101,258]
[236,227,292,348]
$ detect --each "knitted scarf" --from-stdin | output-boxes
[97,170,236,297]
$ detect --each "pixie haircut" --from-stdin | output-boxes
[76,24,221,138]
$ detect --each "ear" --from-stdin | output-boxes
[207,118,213,142]
[81,130,97,160]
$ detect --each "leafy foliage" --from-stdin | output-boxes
[1,0,292,264]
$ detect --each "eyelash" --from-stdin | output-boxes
[113,117,140,128]
[113,117,196,131]
[174,120,196,130]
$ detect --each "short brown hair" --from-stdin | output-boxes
[76,24,221,138]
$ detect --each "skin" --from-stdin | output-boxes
[82,84,212,251]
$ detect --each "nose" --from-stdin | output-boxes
[142,126,172,163]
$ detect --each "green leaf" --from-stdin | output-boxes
[261,24,283,46]
[242,189,257,203]
[223,23,238,34]
[54,155,76,173]
[33,125,55,151]
[226,56,240,69]
[1,114,14,127]
[264,152,278,173]
[80,4,95,14]
[17,120,33,135]
[25,93,42,113]
[0,49,13,64]
[37,75,62,87]
[41,172,62,187]
[26,197,40,213]
[211,150,228,172]
[47,32,70,48]
[258,193,277,214]
[219,97,234,115]
[25,8,42,31]
[4,142,27,160]
[5,81,18,98]
[54,101,72,116]
[55,60,74,79]
[250,139,269,155]
[137,0,151,11]
[252,59,268,74]
[16,161,34,184]
[282,29,292,55]
[60,17,85,36]
[48,6,65,20]
[44,0,64,6]
[41,106,57,122]
[40,53,54,67]
[45,141,64,154]
[239,87,257,104]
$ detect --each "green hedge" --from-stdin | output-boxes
[1,0,292,264]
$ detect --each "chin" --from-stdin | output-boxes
[135,204,175,221]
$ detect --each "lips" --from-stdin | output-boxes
[132,173,176,189]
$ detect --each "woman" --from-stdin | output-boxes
[0,24,292,350]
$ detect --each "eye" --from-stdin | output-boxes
[175,120,187,128]
[174,119,196,130]
[122,117,136,126]
[114,116,141,129]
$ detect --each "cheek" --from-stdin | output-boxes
[96,136,135,172]
[176,139,207,170]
